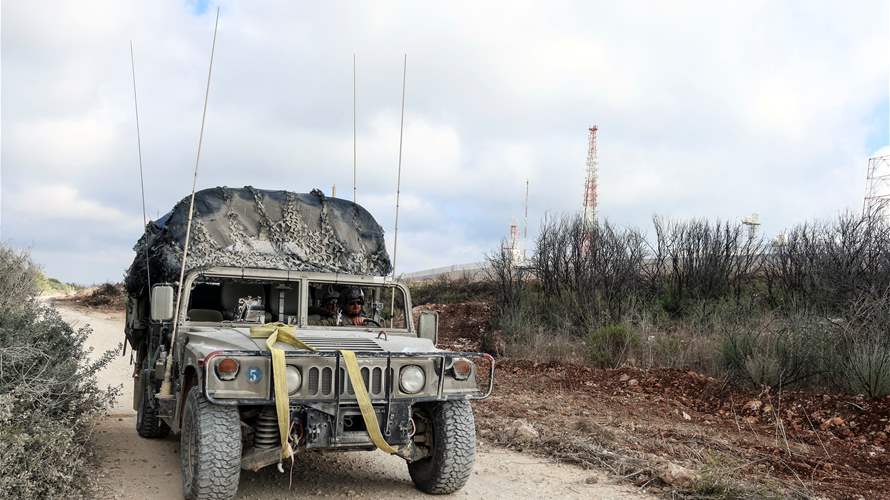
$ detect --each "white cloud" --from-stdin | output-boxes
[8,184,140,227]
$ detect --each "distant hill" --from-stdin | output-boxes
[36,271,79,295]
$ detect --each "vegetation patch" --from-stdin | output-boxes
[0,245,117,499]
[485,210,890,397]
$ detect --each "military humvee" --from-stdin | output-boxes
[124,187,493,499]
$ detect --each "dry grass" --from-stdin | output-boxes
[504,330,587,364]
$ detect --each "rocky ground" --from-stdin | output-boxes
[418,302,890,499]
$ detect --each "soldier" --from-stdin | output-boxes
[341,287,368,326]
[309,289,341,326]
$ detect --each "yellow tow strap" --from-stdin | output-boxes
[249,323,398,460]
[340,349,399,454]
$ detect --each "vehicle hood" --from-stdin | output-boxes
[183,324,439,358]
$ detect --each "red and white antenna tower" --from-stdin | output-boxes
[582,125,599,224]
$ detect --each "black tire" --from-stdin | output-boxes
[408,400,476,494]
[180,386,242,500]
[136,361,170,438]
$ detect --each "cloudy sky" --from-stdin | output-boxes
[2,1,888,284]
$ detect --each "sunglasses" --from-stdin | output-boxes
[348,300,363,306]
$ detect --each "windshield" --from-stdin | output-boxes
[186,277,301,324]
[307,281,407,329]
[184,275,408,330]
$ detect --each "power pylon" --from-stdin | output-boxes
[863,151,890,218]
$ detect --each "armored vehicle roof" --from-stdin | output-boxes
[125,186,391,296]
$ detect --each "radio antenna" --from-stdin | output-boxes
[161,7,220,397]
[391,54,407,279]
[390,55,407,327]
[353,53,357,204]
[129,41,151,292]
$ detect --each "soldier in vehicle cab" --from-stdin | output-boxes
[308,289,341,326]
[342,287,369,326]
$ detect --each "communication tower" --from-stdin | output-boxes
[582,126,599,224]
[742,213,761,240]
[503,220,523,264]
[583,125,599,224]
[863,149,890,218]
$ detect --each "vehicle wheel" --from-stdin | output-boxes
[136,360,170,438]
[180,386,242,500]
[408,400,476,494]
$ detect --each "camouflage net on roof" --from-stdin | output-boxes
[125,186,391,296]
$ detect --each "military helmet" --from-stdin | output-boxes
[342,287,364,305]
[323,289,340,305]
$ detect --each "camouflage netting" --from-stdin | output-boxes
[125,186,391,297]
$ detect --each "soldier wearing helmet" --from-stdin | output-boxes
[341,287,369,326]
[308,289,341,326]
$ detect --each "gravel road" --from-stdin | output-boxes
[57,303,650,500]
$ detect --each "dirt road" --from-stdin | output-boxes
[56,303,650,500]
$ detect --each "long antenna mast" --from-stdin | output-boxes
[353,53,357,204]
[390,55,407,328]
[129,41,151,292]
[160,7,220,397]
[391,54,407,279]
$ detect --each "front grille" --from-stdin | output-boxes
[304,364,387,398]
[321,366,332,395]
[297,336,383,352]
[307,366,319,394]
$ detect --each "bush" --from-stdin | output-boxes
[826,292,890,398]
[84,282,125,307]
[649,217,762,316]
[0,247,38,314]
[720,309,824,388]
[586,324,641,369]
[0,246,116,498]
[766,211,890,313]
[840,335,890,398]
[535,215,646,331]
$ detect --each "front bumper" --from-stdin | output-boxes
[240,400,416,471]
[216,351,495,472]
[202,350,495,405]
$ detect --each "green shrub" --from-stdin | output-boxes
[587,324,641,368]
[837,335,890,398]
[825,294,890,398]
[720,312,824,388]
[0,247,38,313]
[0,246,117,499]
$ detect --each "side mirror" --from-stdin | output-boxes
[150,284,176,322]
[418,311,439,345]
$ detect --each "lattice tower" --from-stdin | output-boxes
[863,152,890,219]
[582,126,598,224]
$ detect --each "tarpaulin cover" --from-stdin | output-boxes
[125,186,391,296]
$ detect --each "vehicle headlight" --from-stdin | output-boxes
[399,365,426,394]
[215,357,240,381]
[285,365,302,395]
